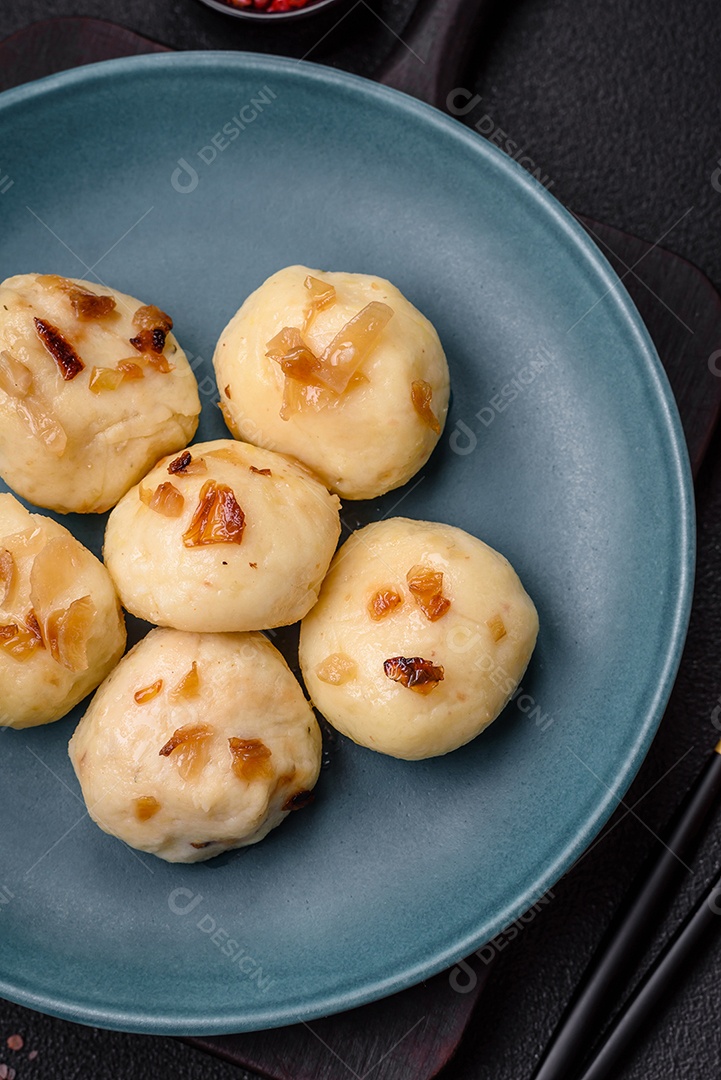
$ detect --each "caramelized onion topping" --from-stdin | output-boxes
[143,481,184,518]
[316,301,393,394]
[133,304,173,333]
[134,796,161,822]
[130,328,167,354]
[68,287,116,319]
[134,679,163,705]
[486,614,507,642]
[182,480,245,547]
[0,549,16,608]
[145,352,174,373]
[406,565,451,621]
[0,610,45,662]
[89,367,123,394]
[129,306,173,360]
[383,655,444,694]
[168,450,191,474]
[159,723,212,781]
[266,327,323,384]
[0,350,33,397]
[315,652,357,685]
[171,661,200,700]
[410,380,441,434]
[249,466,271,476]
[89,357,148,393]
[267,300,391,419]
[29,537,96,669]
[44,595,95,672]
[279,376,330,421]
[368,588,403,622]
[116,360,144,380]
[30,535,86,615]
[302,275,337,333]
[33,318,84,380]
[228,737,273,782]
[168,450,207,476]
[283,789,315,812]
[34,275,116,319]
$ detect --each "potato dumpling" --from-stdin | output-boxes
[0,273,201,513]
[0,493,126,729]
[299,517,539,760]
[213,266,449,500]
[69,628,322,863]
[103,439,341,633]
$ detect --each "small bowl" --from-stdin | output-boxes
[196,0,346,21]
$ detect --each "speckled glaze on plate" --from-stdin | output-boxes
[0,52,693,1035]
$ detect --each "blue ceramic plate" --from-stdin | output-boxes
[0,53,693,1035]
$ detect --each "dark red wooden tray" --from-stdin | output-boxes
[1,11,720,1080]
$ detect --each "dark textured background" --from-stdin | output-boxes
[1,1,721,1077]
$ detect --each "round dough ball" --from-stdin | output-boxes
[0,273,201,513]
[104,439,341,632]
[0,493,126,728]
[213,266,449,500]
[299,517,539,760]
[69,627,322,863]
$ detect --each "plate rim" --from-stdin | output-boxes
[0,49,695,1034]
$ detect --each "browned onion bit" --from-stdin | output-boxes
[368,588,403,621]
[302,275,337,333]
[171,661,200,699]
[410,380,441,434]
[182,480,245,547]
[133,304,173,333]
[315,653,357,685]
[249,466,271,476]
[35,275,116,319]
[159,723,212,781]
[406,564,451,621]
[146,482,184,518]
[167,451,207,477]
[130,327,167,354]
[159,723,207,754]
[0,610,45,661]
[133,795,161,822]
[316,301,393,394]
[89,360,145,394]
[282,789,315,812]
[89,367,123,394]
[116,360,144,380]
[486,614,507,642]
[68,287,116,319]
[168,450,191,474]
[266,327,323,384]
[228,737,273,781]
[190,841,215,849]
[383,656,445,694]
[33,318,84,380]
[44,595,95,672]
[134,679,163,705]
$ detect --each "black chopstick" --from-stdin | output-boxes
[576,865,721,1080]
[531,739,721,1080]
